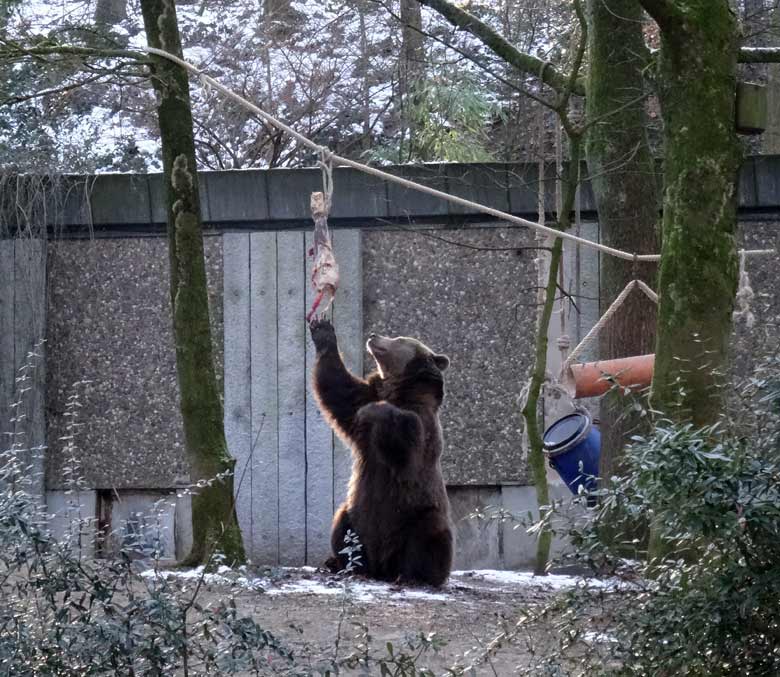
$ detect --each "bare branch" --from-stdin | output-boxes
[1,74,105,106]
[555,0,588,120]
[580,93,650,134]
[415,0,585,96]
[391,222,554,253]
[0,38,151,64]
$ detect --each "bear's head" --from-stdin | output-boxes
[366,333,450,403]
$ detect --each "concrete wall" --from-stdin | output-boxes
[732,219,780,377]
[363,225,538,485]
[47,490,97,558]
[0,238,46,500]
[45,236,224,490]
[46,489,190,561]
[449,483,576,570]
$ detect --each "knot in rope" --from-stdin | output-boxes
[557,335,571,352]
[317,144,334,165]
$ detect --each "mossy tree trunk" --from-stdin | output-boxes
[524,237,562,576]
[140,0,245,566]
[584,0,660,482]
[639,0,742,425]
[523,135,583,575]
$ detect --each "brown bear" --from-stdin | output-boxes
[309,318,454,587]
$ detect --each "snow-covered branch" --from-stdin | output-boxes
[0,40,150,64]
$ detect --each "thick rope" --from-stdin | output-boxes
[563,279,658,370]
[317,146,334,213]
[733,249,756,328]
[554,121,570,364]
[139,46,773,264]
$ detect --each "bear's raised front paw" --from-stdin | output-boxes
[310,318,338,353]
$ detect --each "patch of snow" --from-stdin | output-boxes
[141,566,450,603]
[135,138,160,156]
[582,631,619,645]
[182,46,212,65]
[265,580,342,596]
[141,566,631,604]
[264,578,450,603]
[451,569,630,592]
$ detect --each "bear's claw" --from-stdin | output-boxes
[310,318,338,353]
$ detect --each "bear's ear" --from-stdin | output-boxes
[433,353,450,371]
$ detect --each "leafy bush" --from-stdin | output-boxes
[541,355,780,676]
[0,456,296,675]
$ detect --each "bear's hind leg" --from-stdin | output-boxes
[327,504,366,573]
[400,519,453,587]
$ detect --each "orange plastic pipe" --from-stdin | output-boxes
[569,354,655,399]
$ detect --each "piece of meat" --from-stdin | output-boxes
[306,192,339,322]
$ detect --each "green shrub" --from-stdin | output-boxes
[548,355,780,676]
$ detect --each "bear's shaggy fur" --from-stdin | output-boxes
[309,319,454,587]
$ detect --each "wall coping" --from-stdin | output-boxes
[2,156,780,237]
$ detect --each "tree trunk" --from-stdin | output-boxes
[524,237,561,575]
[584,0,660,482]
[94,0,127,26]
[140,0,245,566]
[639,1,742,424]
[399,0,425,159]
[523,135,583,575]
[357,3,372,151]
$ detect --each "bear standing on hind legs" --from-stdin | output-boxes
[309,318,454,587]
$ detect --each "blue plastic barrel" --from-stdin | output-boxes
[542,411,600,496]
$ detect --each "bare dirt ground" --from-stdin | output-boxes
[145,566,612,674]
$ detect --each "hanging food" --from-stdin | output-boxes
[306,191,339,322]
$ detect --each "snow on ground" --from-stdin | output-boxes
[140,565,629,604]
[454,569,632,591]
[582,631,619,645]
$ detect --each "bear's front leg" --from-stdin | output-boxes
[310,319,373,437]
